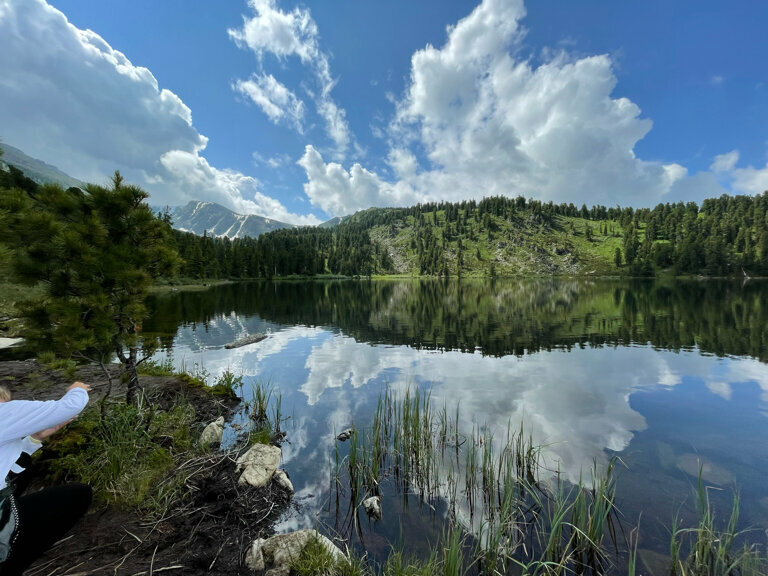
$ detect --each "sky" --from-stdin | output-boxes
[1,0,767,225]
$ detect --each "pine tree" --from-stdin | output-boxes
[5,172,179,404]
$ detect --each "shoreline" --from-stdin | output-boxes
[1,359,290,575]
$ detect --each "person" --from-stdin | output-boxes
[0,382,92,576]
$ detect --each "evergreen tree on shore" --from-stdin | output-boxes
[1,171,179,404]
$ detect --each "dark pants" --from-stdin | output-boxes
[0,483,92,576]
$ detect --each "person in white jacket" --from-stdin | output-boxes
[0,382,92,576]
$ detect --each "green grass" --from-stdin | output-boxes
[0,280,43,336]
[239,378,283,446]
[0,280,43,317]
[49,397,199,517]
[668,472,767,576]
[290,534,362,576]
[36,350,78,379]
[137,356,177,376]
[368,212,626,277]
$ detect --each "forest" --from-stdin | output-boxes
[3,160,768,282]
[170,193,768,279]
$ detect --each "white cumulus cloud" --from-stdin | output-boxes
[0,0,315,224]
[711,150,740,173]
[732,162,768,194]
[298,0,713,217]
[710,148,768,195]
[298,145,419,215]
[229,0,352,157]
[234,73,305,132]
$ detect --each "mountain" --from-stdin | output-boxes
[319,215,348,228]
[0,142,85,189]
[166,201,294,239]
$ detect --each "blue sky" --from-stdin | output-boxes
[1,0,766,224]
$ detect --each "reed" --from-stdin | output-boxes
[250,379,273,426]
[669,471,767,576]
[330,386,767,576]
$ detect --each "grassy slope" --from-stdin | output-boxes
[366,208,625,276]
[0,280,43,337]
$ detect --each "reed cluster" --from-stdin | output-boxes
[330,386,767,576]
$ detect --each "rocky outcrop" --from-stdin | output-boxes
[199,416,225,447]
[245,530,345,576]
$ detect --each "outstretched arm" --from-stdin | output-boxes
[0,382,90,444]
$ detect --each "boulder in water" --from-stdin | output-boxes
[362,495,382,520]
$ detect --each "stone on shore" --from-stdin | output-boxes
[273,469,294,493]
[236,443,282,487]
[0,337,23,350]
[245,530,345,576]
[199,416,225,447]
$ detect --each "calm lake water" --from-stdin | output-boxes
[144,279,768,570]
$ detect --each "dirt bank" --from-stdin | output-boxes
[1,360,292,576]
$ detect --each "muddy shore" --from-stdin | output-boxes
[1,360,292,576]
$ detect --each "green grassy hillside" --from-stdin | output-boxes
[360,207,624,276]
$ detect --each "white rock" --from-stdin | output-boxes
[0,338,23,349]
[245,538,266,572]
[236,443,282,487]
[273,469,294,493]
[199,416,225,447]
[362,495,382,519]
[245,530,345,574]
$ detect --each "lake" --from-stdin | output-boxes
[144,278,768,572]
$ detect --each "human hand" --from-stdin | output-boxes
[31,418,74,440]
[67,381,91,393]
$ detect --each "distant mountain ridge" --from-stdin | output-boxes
[166,201,295,239]
[164,201,348,238]
[0,142,85,189]
[318,215,349,228]
[0,142,344,240]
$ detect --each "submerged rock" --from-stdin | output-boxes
[336,428,354,442]
[225,333,267,349]
[273,469,294,493]
[199,416,225,447]
[236,443,282,487]
[245,530,344,575]
[676,453,734,486]
[362,495,382,520]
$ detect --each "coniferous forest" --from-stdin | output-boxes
[2,162,768,281]
[171,194,768,279]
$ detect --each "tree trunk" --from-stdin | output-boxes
[125,347,141,405]
[116,345,141,405]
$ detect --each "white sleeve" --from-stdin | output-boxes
[20,435,43,455]
[0,388,89,443]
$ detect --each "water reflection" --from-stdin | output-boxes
[146,278,768,361]
[143,279,768,554]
